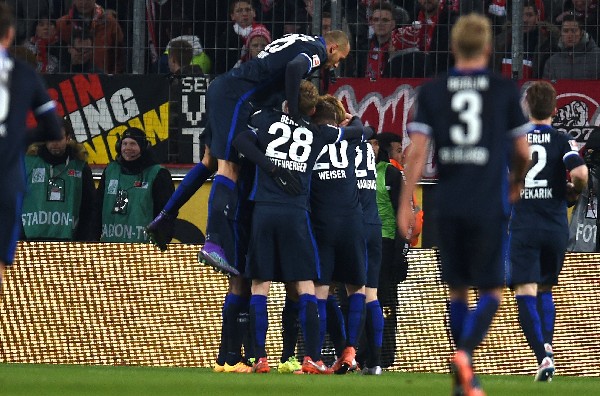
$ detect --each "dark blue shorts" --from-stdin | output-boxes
[0,192,22,266]
[246,203,320,282]
[206,75,257,163]
[508,228,567,287]
[312,212,367,286]
[436,216,508,289]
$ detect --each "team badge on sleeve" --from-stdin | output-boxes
[311,55,321,68]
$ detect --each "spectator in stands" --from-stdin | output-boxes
[213,0,270,74]
[168,39,204,75]
[60,27,105,73]
[234,25,272,68]
[554,0,600,44]
[494,0,559,79]
[365,1,397,79]
[412,0,457,76]
[6,0,66,44]
[56,0,125,74]
[23,15,60,73]
[21,118,95,242]
[385,20,432,77]
[159,17,212,75]
[543,14,600,79]
[95,127,174,243]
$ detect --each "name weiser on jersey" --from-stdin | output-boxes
[438,146,489,165]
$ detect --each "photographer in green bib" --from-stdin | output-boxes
[21,118,95,241]
[95,127,174,242]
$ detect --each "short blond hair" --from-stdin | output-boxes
[451,13,491,60]
[324,30,350,52]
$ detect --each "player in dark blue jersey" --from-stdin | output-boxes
[354,138,384,375]
[0,3,61,291]
[398,14,531,396]
[509,81,587,382]
[199,31,350,275]
[233,82,371,374]
[309,95,372,374]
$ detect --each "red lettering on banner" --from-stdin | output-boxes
[73,74,104,107]
[47,88,65,117]
[59,79,78,114]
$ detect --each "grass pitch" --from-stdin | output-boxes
[1,364,598,396]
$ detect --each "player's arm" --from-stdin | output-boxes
[338,117,374,142]
[28,72,61,143]
[397,132,429,240]
[285,54,312,118]
[509,134,530,203]
[564,142,588,201]
[233,129,302,195]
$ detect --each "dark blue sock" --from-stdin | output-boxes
[516,295,546,364]
[537,291,556,345]
[163,162,211,215]
[224,293,247,365]
[449,299,469,348]
[326,295,346,356]
[459,293,499,354]
[238,298,252,363]
[317,299,327,348]
[217,294,234,365]
[347,293,366,347]
[281,298,299,362]
[205,175,236,245]
[298,294,320,360]
[249,295,268,359]
[365,300,384,367]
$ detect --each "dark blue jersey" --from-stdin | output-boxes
[0,56,58,193]
[408,70,530,218]
[510,125,585,231]
[247,108,343,209]
[231,34,326,83]
[228,34,327,110]
[356,141,381,225]
[310,139,361,218]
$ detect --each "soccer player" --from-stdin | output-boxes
[198,30,350,275]
[0,3,61,292]
[397,13,531,396]
[309,95,371,374]
[233,82,371,374]
[355,138,384,375]
[508,81,588,382]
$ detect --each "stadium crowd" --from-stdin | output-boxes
[6,0,600,79]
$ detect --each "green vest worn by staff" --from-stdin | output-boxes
[101,162,162,242]
[376,161,397,240]
[22,155,86,240]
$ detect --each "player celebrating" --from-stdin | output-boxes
[0,3,61,291]
[508,81,588,382]
[198,30,350,275]
[233,82,372,374]
[397,13,531,396]
[309,95,372,374]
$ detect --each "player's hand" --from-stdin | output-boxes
[397,200,415,241]
[566,181,582,205]
[145,210,175,251]
[269,166,302,195]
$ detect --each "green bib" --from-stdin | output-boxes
[376,161,397,240]
[101,162,162,242]
[22,155,85,240]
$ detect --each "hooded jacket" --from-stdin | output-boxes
[543,32,600,79]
